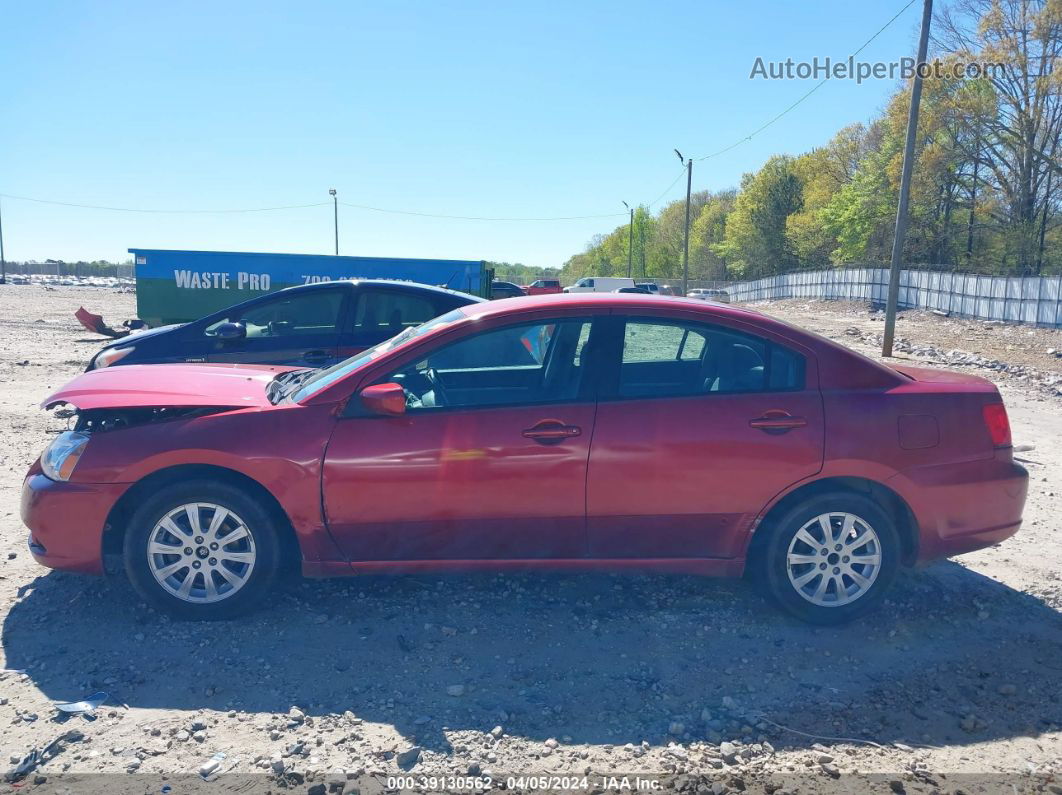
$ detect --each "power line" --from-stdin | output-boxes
[696,0,919,162]
[0,191,626,223]
[647,168,690,208]
[0,192,331,214]
[338,201,625,222]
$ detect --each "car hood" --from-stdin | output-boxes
[42,363,295,410]
[97,323,184,350]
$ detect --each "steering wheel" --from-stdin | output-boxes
[423,367,450,408]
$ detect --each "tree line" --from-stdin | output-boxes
[562,0,1061,285]
[3,259,134,277]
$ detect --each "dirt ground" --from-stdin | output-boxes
[0,285,1060,794]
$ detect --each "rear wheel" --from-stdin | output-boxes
[759,492,900,624]
[123,480,281,619]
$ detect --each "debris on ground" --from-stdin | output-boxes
[53,691,108,719]
[74,306,147,339]
[198,751,226,779]
[4,731,79,782]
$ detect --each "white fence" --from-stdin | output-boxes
[723,268,1062,328]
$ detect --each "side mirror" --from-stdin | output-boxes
[215,321,246,341]
[359,382,406,416]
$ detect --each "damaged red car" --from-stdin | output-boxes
[21,294,1028,623]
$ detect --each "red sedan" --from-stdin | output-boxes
[21,294,1027,623]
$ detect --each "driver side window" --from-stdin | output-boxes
[382,319,592,411]
[204,290,344,338]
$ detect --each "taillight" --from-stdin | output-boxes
[982,403,1012,448]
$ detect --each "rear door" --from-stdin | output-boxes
[337,286,452,359]
[586,314,823,559]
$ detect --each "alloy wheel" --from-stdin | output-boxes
[146,502,256,604]
[785,512,882,607]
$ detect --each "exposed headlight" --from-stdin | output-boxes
[41,431,89,481]
[93,346,134,369]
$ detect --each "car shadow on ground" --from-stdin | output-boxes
[3,561,1061,756]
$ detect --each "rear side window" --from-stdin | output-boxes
[352,290,437,335]
[623,323,707,363]
[615,319,805,399]
[769,345,805,389]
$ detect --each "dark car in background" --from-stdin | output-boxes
[88,280,484,370]
[490,280,527,299]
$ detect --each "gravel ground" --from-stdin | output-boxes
[0,286,1060,793]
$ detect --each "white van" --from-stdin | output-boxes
[563,276,636,293]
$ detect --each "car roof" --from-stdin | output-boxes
[273,278,486,302]
[458,292,760,320]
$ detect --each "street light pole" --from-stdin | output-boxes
[882,0,933,357]
[622,201,634,279]
[329,189,338,255]
[675,149,692,296]
[0,197,6,285]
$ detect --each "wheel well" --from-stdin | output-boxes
[101,465,301,574]
[745,476,919,571]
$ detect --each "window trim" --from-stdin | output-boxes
[596,315,807,402]
[343,315,607,417]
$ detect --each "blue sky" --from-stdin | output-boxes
[1,0,923,268]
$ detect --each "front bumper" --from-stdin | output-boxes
[20,472,130,575]
[888,451,1029,564]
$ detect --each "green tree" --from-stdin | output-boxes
[714,156,804,277]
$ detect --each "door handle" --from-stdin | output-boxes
[522,420,582,444]
[303,349,330,364]
[749,413,806,432]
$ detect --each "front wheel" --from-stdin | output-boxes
[123,480,281,620]
[759,492,900,624]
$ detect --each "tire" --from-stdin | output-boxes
[757,491,900,625]
[123,480,281,620]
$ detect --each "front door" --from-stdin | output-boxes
[192,288,347,367]
[586,316,824,559]
[322,316,601,561]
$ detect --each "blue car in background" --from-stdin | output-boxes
[87,280,484,370]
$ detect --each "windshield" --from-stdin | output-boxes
[289,307,468,402]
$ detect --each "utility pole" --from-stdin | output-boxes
[882,0,933,357]
[675,149,692,296]
[329,189,338,255]
[0,197,6,285]
[622,201,634,279]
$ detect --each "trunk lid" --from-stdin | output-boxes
[889,364,998,391]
